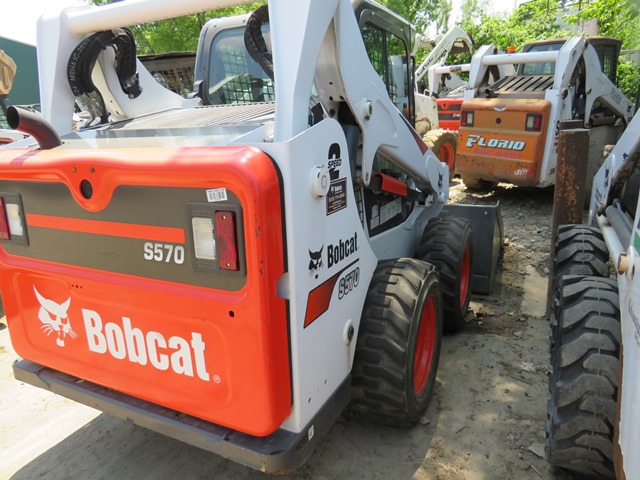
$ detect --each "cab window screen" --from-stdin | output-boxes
[362,24,409,116]
[520,42,563,76]
[208,26,274,105]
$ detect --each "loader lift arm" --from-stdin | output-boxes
[413,26,473,92]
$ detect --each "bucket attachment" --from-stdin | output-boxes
[442,203,503,294]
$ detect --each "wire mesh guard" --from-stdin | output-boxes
[212,45,274,104]
[140,53,196,98]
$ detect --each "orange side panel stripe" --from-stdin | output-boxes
[26,214,186,243]
[304,271,341,328]
[304,259,359,328]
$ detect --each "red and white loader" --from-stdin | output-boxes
[0,0,501,472]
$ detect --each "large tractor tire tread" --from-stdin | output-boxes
[550,275,618,358]
[351,258,443,427]
[418,216,473,333]
[461,174,498,191]
[423,129,457,174]
[554,225,610,281]
[547,276,620,479]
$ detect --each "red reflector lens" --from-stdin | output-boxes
[526,113,543,132]
[215,211,238,271]
[534,114,542,131]
[0,198,10,240]
[461,110,474,127]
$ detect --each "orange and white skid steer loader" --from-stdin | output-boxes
[0,0,501,472]
[455,37,634,191]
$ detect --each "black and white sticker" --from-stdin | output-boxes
[326,178,347,215]
[206,188,228,202]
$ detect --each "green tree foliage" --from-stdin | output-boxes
[458,0,640,102]
[460,0,569,51]
[379,0,453,33]
[567,0,640,49]
[86,0,264,54]
[618,60,640,103]
[564,0,640,102]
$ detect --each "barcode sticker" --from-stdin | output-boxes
[206,188,228,202]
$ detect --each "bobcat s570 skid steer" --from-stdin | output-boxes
[0,0,501,472]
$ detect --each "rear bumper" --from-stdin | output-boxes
[13,358,350,474]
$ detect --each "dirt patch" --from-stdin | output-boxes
[0,179,577,480]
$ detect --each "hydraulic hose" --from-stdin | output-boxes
[244,5,274,83]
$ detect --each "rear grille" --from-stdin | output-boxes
[494,75,555,94]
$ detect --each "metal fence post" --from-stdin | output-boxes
[547,128,590,314]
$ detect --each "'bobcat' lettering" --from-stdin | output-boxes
[327,232,358,268]
[82,309,210,381]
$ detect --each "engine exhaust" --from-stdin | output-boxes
[7,106,62,150]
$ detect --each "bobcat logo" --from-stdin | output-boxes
[34,287,77,347]
[308,246,324,279]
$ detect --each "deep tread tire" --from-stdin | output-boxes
[417,216,473,332]
[351,258,443,426]
[550,225,610,356]
[423,129,457,174]
[461,174,498,191]
[554,225,610,282]
[547,276,620,479]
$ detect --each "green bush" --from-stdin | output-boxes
[617,60,640,104]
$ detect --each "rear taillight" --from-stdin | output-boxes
[0,194,27,243]
[215,211,238,271]
[6,203,24,237]
[461,111,474,127]
[525,113,543,132]
[0,198,10,240]
[189,204,242,272]
[192,217,216,261]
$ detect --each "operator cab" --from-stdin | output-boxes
[194,2,421,239]
[195,0,415,122]
[519,37,621,84]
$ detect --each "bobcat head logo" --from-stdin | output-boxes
[308,246,324,279]
[34,287,76,347]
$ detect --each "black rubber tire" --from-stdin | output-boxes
[417,216,473,333]
[550,225,610,356]
[461,174,498,191]
[351,258,443,426]
[546,275,620,479]
[423,129,457,174]
[554,225,610,283]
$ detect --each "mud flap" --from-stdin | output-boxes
[442,203,503,294]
